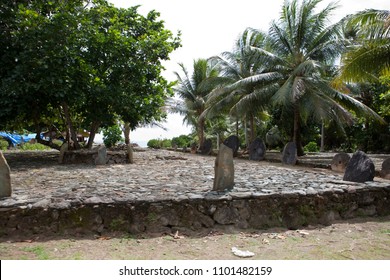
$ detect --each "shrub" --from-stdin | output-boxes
[0,139,8,151]
[304,141,319,153]
[147,138,172,149]
[171,134,192,148]
[20,143,51,151]
[102,125,123,148]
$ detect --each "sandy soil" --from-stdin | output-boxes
[1,216,389,260]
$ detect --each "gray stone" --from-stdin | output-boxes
[94,146,107,165]
[0,151,11,198]
[58,143,69,164]
[248,138,266,161]
[200,139,212,155]
[213,144,234,191]
[213,206,240,225]
[343,151,375,183]
[282,142,297,165]
[380,158,390,180]
[330,153,351,173]
[223,135,240,157]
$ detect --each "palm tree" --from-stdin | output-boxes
[339,9,390,82]
[205,28,281,145]
[256,0,383,155]
[171,59,221,149]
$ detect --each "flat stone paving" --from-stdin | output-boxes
[1,149,389,210]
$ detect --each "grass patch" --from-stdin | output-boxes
[22,245,51,260]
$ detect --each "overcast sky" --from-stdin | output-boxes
[105,0,390,146]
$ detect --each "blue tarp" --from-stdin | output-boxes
[0,132,36,146]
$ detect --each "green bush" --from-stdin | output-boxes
[20,143,51,151]
[171,134,192,148]
[147,138,172,149]
[0,139,8,151]
[102,125,123,148]
[147,139,160,149]
[304,141,319,153]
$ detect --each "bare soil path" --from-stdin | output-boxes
[1,216,389,260]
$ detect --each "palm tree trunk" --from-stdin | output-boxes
[320,121,325,152]
[293,106,304,156]
[198,118,205,149]
[250,114,255,143]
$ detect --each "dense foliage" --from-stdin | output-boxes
[0,0,180,150]
[172,0,389,154]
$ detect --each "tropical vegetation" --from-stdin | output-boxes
[0,0,180,150]
[173,0,389,154]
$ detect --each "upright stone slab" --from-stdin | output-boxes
[213,144,234,191]
[343,151,375,183]
[330,153,351,173]
[94,146,108,165]
[248,138,266,161]
[282,142,297,165]
[200,139,213,155]
[380,158,390,180]
[0,151,11,198]
[223,135,240,157]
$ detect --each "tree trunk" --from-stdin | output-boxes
[123,122,131,145]
[235,116,239,137]
[198,118,205,150]
[86,121,100,149]
[320,121,325,152]
[293,106,304,156]
[62,102,80,150]
[249,114,255,143]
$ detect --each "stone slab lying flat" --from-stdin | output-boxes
[0,149,389,235]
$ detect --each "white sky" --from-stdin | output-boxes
[105,0,390,146]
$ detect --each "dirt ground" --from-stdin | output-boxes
[1,216,389,260]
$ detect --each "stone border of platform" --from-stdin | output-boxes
[1,183,389,236]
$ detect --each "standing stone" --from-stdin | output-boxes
[0,151,11,198]
[223,135,240,157]
[343,151,375,183]
[94,146,107,165]
[58,142,69,164]
[282,142,297,165]
[213,144,234,191]
[248,138,266,161]
[380,158,390,180]
[330,153,351,173]
[200,139,213,155]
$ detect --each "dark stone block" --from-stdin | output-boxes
[213,144,234,191]
[223,135,240,157]
[248,138,266,161]
[200,139,212,155]
[282,142,297,165]
[343,151,375,183]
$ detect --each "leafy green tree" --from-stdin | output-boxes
[0,0,180,150]
[171,59,221,149]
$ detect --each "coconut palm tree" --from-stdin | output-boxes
[171,59,221,149]
[339,9,390,82]
[205,28,281,145]
[254,0,384,155]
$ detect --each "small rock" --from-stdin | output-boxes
[231,247,255,258]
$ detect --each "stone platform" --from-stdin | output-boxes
[0,149,389,236]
